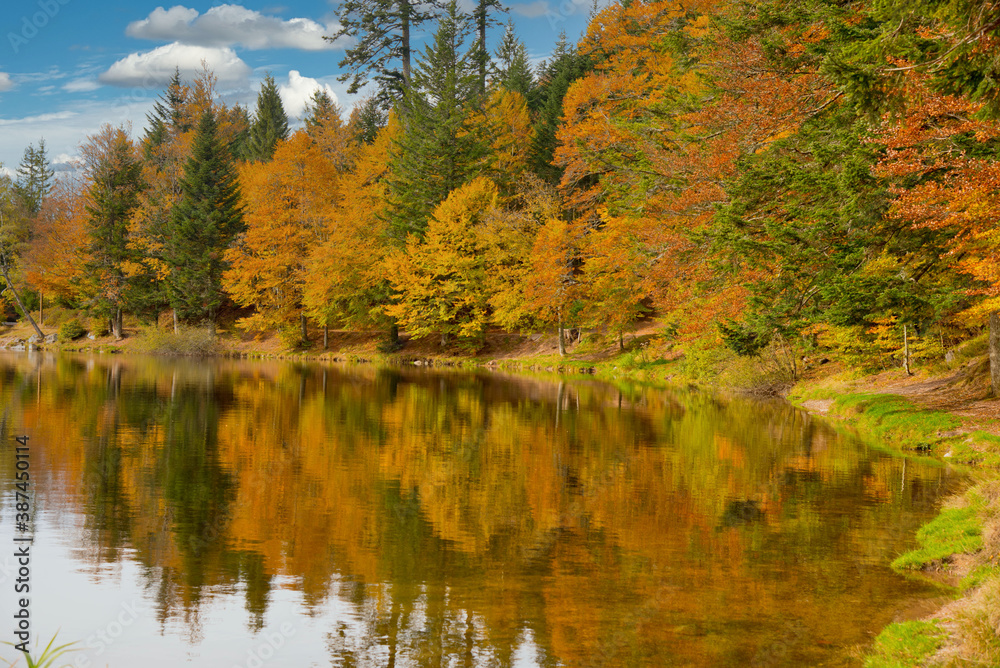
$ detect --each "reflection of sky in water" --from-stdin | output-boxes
[0,353,962,666]
[4,508,547,666]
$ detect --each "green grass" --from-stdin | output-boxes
[863,620,946,668]
[830,393,961,451]
[892,505,984,570]
[3,633,78,668]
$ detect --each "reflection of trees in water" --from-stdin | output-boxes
[1,353,962,665]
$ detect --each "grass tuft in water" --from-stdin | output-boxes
[3,632,78,668]
[862,620,946,668]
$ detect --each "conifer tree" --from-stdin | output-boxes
[328,0,441,105]
[386,0,488,240]
[492,22,534,98]
[531,34,591,183]
[15,139,54,216]
[165,110,244,330]
[143,68,190,156]
[80,125,145,339]
[471,0,505,93]
[245,74,290,162]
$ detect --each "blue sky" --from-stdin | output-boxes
[0,0,594,175]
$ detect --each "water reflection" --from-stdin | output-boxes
[0,352,958,666]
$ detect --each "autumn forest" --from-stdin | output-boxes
[2,0,1000,373]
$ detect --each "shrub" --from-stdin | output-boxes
[57,320,86,341]
[131,326,218,355]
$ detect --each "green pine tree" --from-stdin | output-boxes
[386,0,489,240]
[303,89,340,135]
[143,68,190,157]
[14,139,55,216]
[245,74,290,162]
[80,126,145,339]
[530,34,591,183]
[492,21,534,98]
[327,0,442,105]
[165,110,244,330]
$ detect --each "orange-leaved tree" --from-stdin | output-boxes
[874,72,1000,393]
[223,131,339,340]
[23,174,90,303]
[302,116,398,342]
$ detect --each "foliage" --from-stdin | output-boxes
[164,110,244,328]
[131,325,219,355]
[385,177,499,349]
[245,74,290,162]
[386,1,488,240]
[14,139,54,216]
[57,319,85,341]
[328,0,441,103]
[79,124,146,338]
[224,131,338,333]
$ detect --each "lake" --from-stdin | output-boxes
[0,352,959,666]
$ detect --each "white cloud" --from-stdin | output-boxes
[510,1,551,18]
[63,78,101,93]
[99,43,251,87]
[52,153,82,172]
[126,4,345,51]
[0,73,13,92]
[278,70,336,119]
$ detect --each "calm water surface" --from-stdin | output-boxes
[0,352,960,667]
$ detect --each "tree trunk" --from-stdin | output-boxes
[440,332,448,348]
[990,311,1000,397]
[300,313,309,342]
[619,330,624,351]
[557,310,566,357]
[401,2,411,86]
[323,324,329,350]
[173,309,179,335]
[903,324,911,376]
[389,322,400,347]
[38,291,43,327]
[110,309,123,340]
[476,2,487,93]
[0,262,44,340]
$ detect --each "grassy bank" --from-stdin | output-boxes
[783,383,1000,666]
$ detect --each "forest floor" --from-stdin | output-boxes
[3,314,1000,665]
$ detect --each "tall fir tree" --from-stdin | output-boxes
[327,0,441,105]
[15,139,55,216]
[165,110,244,329]
[245,74,290,162]
[142,68,190,157]
[492,21,534,98]
[80,125,145,339]
[530,34,591,183]
[386,0,488,240]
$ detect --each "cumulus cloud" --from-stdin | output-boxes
[278,70,336,119]
[509,1,551,18]
[126,4,345,51]
[99,43,251,87]
[0,73,13,92]
[63,78,101,93]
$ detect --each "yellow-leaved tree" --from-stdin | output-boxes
[384,177,500,350]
